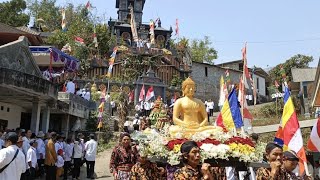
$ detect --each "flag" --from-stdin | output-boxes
[106,47,118,77]
[97,86,106,129]
[145,86,155,101]
[128,90,134,103]
[85,1,92,11]
[130,7,139,42]
[139,84,145,102]
[275,80,280,88]
[238,76,254,131]
[216,88,243,131]
[280,87,307,175]
[174,93,177,102]
[274,126,284,146]
[61,9,67,31]
[93,24,98,47]
[307,119,320,152]
[75,36,85,45]
[225,70,231,84]
[218,76,228,107]
[175,19,179,36]
[149,19,155,44]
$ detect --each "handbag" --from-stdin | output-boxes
[0,149,19,173]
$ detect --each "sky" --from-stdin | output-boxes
[3,0,320,68]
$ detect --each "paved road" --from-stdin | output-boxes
[40,149,113,180]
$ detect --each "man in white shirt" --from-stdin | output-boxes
[85,134,98,179]
[66,79,76,94]
[27,139,38,179]
[144,101,151,116]
[111,101,116,116]
[0,132,26,180]
[64,138,73,180]
[54,135,64,153]
[36,131,46,177]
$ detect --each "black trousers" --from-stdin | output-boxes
[37,159,45,177]
[86,160,95,178]
[209,109,214,116]
[27,167,36,180]
[63,161,71,179]
[72,158,81,178]
[46,165,56,180]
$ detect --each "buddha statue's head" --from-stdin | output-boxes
[182,77,196,97]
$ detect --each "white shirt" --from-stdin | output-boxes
[22,137,30,156]
[111,101,116,108]
[66,81,75,94]
[207,101,214,109]
[64,143,73,162]
[73,141,83,158]
[0,139,4,149]
[144,102,150,110]
[133,119,140,126]
[27,147,37,169]
[55,142,64,153]
[55,155,64,168]
[36,138,45,159]
[84,139,98,161]
[0,145,26,180]
[135,105,141,111]
[82,91,90,101]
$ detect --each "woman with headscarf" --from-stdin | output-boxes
[110,132,138,180]
[173,141,215,180]
[256,142,287,180]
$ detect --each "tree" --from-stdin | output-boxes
[46,3,115,77]
[190,36,218,64]
[27,0,61,32]
[0,0,29,26]
[269,54,313,86]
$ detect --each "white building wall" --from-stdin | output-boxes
[254,74,266,97]
[0,102,25,129]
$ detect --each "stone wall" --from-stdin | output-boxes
[191,62,242,110]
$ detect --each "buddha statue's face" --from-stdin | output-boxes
[183,84,195,97]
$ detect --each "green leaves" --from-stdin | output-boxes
[0,0,29,26]
[269,54,313,86]
[190,36,218,64]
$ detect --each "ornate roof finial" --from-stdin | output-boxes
[157,18,161,27]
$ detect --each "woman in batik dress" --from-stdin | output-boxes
[110,132,138,180]
[173,141,226,180]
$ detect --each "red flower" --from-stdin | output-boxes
[197,138,221,147]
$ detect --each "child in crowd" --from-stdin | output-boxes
[56,149,65,179]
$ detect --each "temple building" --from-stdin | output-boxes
[84,0,192,104]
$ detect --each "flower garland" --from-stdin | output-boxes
[132,129,264,166]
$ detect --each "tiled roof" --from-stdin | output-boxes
[16,26,41,35]
[0,22,27,34]
[291,68,317,82]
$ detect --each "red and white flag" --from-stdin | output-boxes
[139,84,145,102]
[75,36,85,45]
[145,86,155,101]
[175,19,179,36]
[85,1,91,11]
[128,90,134,103]
[307,119,320,152]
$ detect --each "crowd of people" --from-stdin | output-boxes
[108,129,320,180]
[0,129,98,180]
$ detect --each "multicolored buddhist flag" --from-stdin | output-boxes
[225,70,231,84]
[61,8,67,31]
[216,88,243,131]
[97,85,106,129]
[130,7,139,42]
[279,87,307,175]
[307,119,320,152]
[106,47,118,77]
[85,1,92,11]
[149,19,155,44]
[218,76,228,107]
[93,24,98,47]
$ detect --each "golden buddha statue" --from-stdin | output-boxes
[169,77,221,138]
